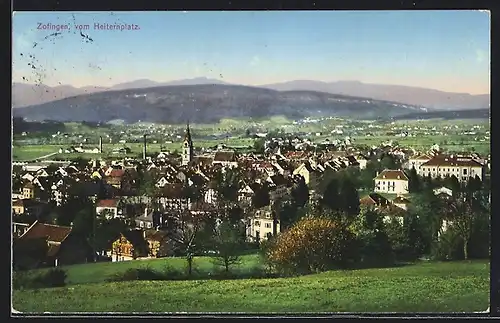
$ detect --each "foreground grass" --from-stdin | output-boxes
[13,260,489,313]
[30,254,263,286]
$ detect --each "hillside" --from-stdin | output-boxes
[262,80,490,110]
[12,84,426,124]
[12,260,489,312]
[12,78,231,108]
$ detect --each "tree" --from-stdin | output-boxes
[338,177,360,217]
[164,210,206,276]
[210,221,244,273]
[291,176,309,208]
[443,194,483,260]
[407,167,421,193]
[266,216,357,275]
[253,139,265,154]
[321,177,340,211]
[350,206,393,267]
[380,154,398,170]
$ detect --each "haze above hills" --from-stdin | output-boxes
[12,77,489,110]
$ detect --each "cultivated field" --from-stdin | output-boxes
[12,117,491,161]
[12,257,489,313]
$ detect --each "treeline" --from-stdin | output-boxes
[13,117,67,135]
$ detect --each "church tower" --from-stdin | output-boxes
[181,122,194,166]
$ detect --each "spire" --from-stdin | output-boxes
[184,121,192,143]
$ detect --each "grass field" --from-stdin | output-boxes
[31,254,263,286]
[12,259,489,313]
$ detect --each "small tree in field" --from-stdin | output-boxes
[266,216,357,275]
[211,221,244,273]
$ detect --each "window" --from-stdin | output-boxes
[447,168,450,172]
[433,168,436,171]
[265,223,272,228]
[140,221,144,228]
[255,221,261,226]
[463,169,467,175]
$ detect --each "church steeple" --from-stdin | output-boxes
[182,121,194,166]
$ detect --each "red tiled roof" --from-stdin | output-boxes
[20,222,72,243]
[420,155,483,168]
[108,169,125,177]
[96,199,119,208]
[214,151,236,162]
[375,169,409,181]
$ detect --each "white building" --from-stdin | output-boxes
[246,206,281,242]
[374,169,409,195]
[408,154,432,171]
[418,155,484,182]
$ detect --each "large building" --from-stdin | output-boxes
[418,154,484,182]
[374,169,409,195]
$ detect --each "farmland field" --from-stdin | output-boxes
[12,258,489,313]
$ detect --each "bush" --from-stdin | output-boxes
[13,268,67,290]
[107,266,166,282]
[266,216,357,276]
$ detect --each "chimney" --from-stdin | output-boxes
[143,134,147,160]
[99,136,103,153]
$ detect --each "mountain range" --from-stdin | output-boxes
[12,77,489,110]
[13,84,431,124]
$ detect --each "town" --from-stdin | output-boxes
[12,121,491,268]
[12,9,491,314]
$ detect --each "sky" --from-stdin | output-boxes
[12,10,490,94]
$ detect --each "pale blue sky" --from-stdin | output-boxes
[12,10,490,94]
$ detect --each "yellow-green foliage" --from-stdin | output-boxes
[266,216,357,275]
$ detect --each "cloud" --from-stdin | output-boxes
[475,49,487,63]
[250,55,261,66]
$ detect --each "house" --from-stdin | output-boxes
[392,195,411,210]
[355,154,370,170]
[12,199,45,216]
[267,174,289,200]
[22,182,36,199]
[418,154,484,182]
[408,154,432,171]
[144,230,172,258]
[360,193,391,209]
[292,161,322,188]
[96,199,121,218]
[103,168,126,188]
[109,230,150,262]
[212,151,238,167]
[374,169,409,195]
[135,208,156,229]
[246,205,280,243]
[158,184,191,210]
[434,186,453,197]
[15,221,91,267]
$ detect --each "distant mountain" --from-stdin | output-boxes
[12,78,490,111]
[11,83,107,108]
[12,84,426,124]
[261,80,490,110]
[12,77,230,108]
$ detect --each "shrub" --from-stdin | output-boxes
[107,266,165,282]
[266,216,357,275]
[13,268,67,290]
